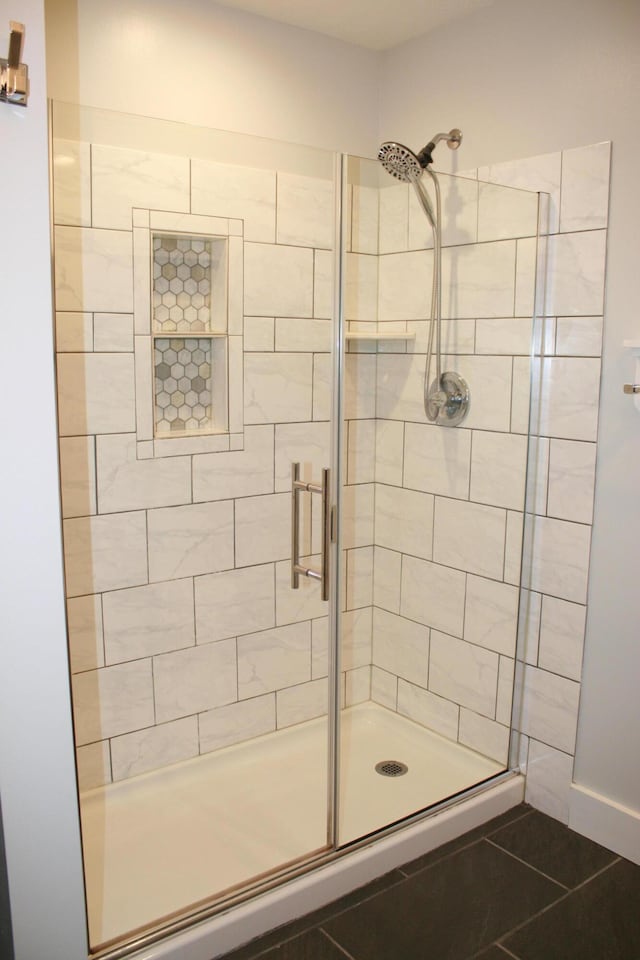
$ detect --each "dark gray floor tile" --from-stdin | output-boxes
[401,804,532,876]
[502,858,640,960]
[469,947,514,960]
[489,809,616,888]
[243,928,350,960]
[218,870,404,960]
[323,839,564,960]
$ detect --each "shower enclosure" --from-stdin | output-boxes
[51,101,543,957]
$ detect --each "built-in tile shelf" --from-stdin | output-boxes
[345,332,416,341]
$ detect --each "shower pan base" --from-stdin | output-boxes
[81,703,513,953]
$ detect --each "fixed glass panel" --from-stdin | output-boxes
[337,154,541,844]
[51,101,339,952]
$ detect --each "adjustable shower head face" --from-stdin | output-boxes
[377,142,423,182]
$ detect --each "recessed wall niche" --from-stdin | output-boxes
[132,209,244,457]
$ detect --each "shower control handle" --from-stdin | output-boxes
[291,463,331,601]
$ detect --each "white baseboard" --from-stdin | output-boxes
[569,783,640,865]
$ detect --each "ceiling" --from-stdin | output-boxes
[213,0,494,51]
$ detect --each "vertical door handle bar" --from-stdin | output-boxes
[290,462,331,601]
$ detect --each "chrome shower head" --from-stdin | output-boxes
[377,141,423,183]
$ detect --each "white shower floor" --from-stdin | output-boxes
[80,702,502,949]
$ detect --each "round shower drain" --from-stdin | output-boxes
[375,760,408,778]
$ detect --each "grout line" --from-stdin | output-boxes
[485,837,569,891]
[319,928,359,959]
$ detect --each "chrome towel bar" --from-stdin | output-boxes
[291,462,331,601]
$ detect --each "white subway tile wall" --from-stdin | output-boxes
[53,136,608,826]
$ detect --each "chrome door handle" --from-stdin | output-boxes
[291,462,331,601]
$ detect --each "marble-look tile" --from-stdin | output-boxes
[312,353,331,421]
[277,172,333,249]
[544,231,607,317]
[311,617,328,679]
[276,557,327,625]
[478,182,539,243]
[342,483,374,550]
[351,183,379,255]
[538,596,586,682]
[59,436,96,518]
[191,158,276,242]
[341,607,373,671]
[407,318,476,356]
[373,546,401,614]
[459,709,510,765]
[555,316,603,357]
[66,594,104,673]
[345,665,371,706]
[534,357,601,441]
[97,432,191,512]
[429,631,499,719]
[511,357,532,436]
[103,578,194,664]
[56,312,93,352]
[72,659,154,745]
[475,317,533,356]
[275,316,332,352]
[277,678,328,728]
[345,253,378,322]
[147,501,234,582]
[376,355,427,424]
[375,483,434,561]
[238,621,311,698]
[346,546,374,610]
[196,563,275,644]
[76,741,111,792]
[63,511,148,597]
[504,510,525,586]
[517,665,580,754]
[235,493,291,567]
[244,352,313,424]
[345,353,377,420]
[522,514,591,604]
[134,334,153,441]
[441,240,516,319]
[93,313,133,352]
[397,679,459,741]
[464,576,519,657]
[518,590,542,666]
[513,236,537,320]
[193,424,274,501]
[111,716,198,781]
[274,422,330,491]
[199,694,275,754]
[523,739,573,823]
[403,422,471,499]
[91,144,189,230]
[526,436,550,516]
[496,656,515,726]
[547,439,596,524]
[408,172,478,250]
[379,182,409,254]
[478,150,561,234]
[378,251,431,322]
[560,142,611,232]
[154,638,237,723]
[441,354,514,433]
[372,608,429,685]
[52,139,91,226]
[244,315,275,351]
[57,353,135,436]
[313,249,333,319]
[54,226,133,313]
[228,335,244,434]
[347,419,375,485]
[434,498,506,580]
[470,431,528,511]
[400,555,466,637]
[244,243,313,317]
[375,420,404,486]
[371,667,398,710]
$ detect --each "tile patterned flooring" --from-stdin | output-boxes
[218,805,640,960]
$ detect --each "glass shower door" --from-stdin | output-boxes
[51,101,342,951]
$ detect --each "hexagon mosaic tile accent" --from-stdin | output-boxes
[153,235,211,333]
[154,338,212,435]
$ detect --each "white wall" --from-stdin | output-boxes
[380,0,640,817]
[0,1,88,958]
[45,0,380,157]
